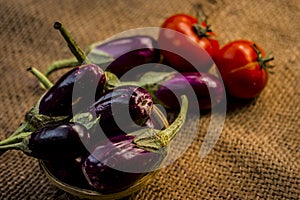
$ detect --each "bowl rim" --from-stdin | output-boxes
[39,160,157,199]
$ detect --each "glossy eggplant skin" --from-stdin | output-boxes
[39,64,106,117]
[155,72,225,110]
[82,135,166,194]
[91,35,161,78]
[43,159,91,189]
[89,86,153,138]
[25,123,90,160]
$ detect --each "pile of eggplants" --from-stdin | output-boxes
[0,21,225,194]
[46,22,225,112]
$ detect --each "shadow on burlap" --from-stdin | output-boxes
[0,0,299,199]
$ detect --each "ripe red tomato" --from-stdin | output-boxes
[158,13,219,72]
[214,40,274,99]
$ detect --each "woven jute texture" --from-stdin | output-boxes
[0,0,299,199]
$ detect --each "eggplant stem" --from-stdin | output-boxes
[27,67,53,89]
[54,22,91,64]
[0,132,32,146]
[45,57,79,77]
[133,95,188,151]
[152,105,169,129]
[156,95,188,146]
[0,142,25,151]
[10,121,32,137]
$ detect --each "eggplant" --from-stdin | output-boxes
[2,64,108,145]
[43,159,91,189]
[87,35,161,78]
[47,23,161,81]
[0,95,187,194]
[82,135,165,194]
[39,64,106,117]
[88,85,153,139]
[81,95,188,193]
[0,123,90,161]
[138,71,224,110]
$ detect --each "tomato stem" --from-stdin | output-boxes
[261,57,274,63]
[253,43,274,70]
[192,10,212,37]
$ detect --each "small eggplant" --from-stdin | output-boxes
[0,123,90,161]
[139,71,225,110]
[5,64,109,142]
[39,64,106,117]
[47,23,161,81]
[43,159,91,189]
[89,85,153,139]
[81,95,188,193]
[82,135,165,194]
[87,35,161,78]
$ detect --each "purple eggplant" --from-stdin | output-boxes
[81,95,188,193]
[141,71,224,110]
[82,135,166,194]
[48,23,161,80]
[39,64,106,117]
[0,123,91,161]
[43,159,91,189]
[89,85,153,139]
[88,35,161,78]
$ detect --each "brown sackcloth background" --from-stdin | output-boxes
[0,0,299,199]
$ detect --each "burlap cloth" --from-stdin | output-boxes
[0,0,299,199]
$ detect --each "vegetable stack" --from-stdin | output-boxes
[0,21,195,194]
[0,6,274,194]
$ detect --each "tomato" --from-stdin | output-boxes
[214,40,274,99]
[158,13,219,72]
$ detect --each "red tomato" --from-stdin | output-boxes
[158,13,219,72]
[214,40,274,99]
